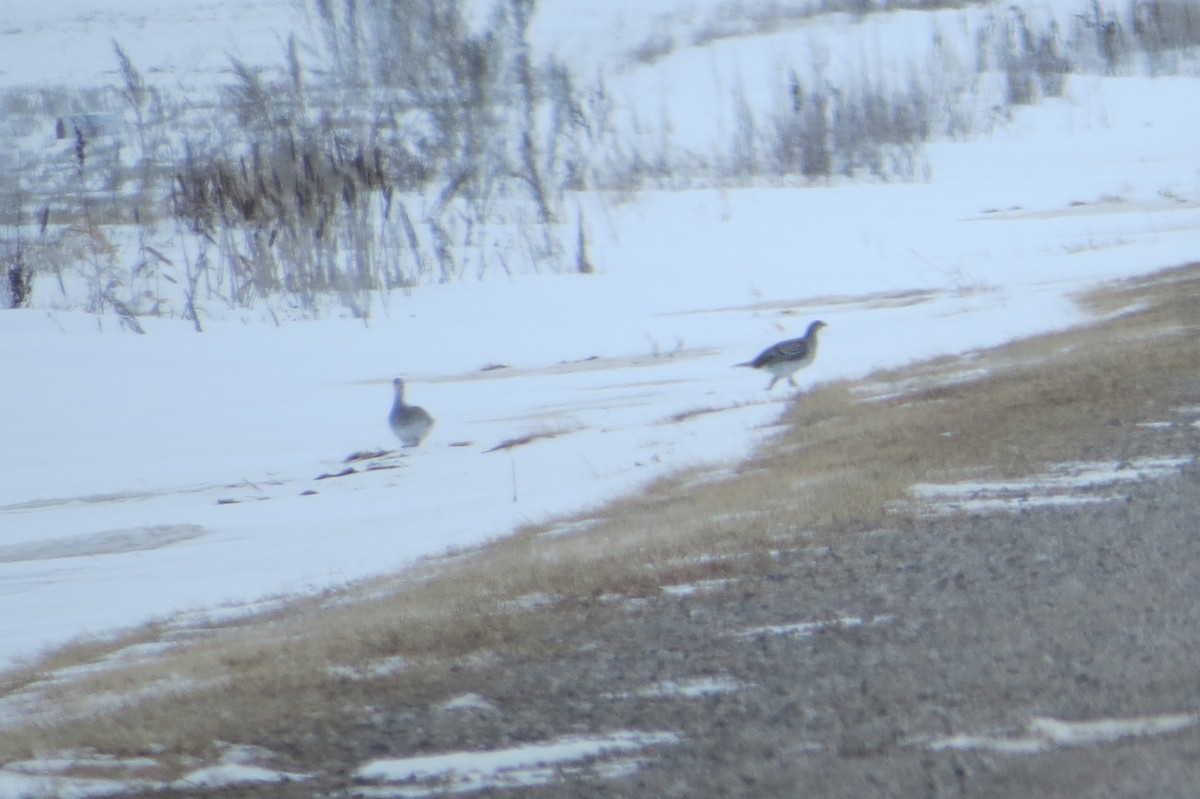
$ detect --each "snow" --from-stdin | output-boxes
[617,676,745,699]
[437,693,500,714]
[352,731,679,795]
[328,655,412,682]
[170,764,310,790]
[0,772,154,799]
[737,615,895,639]
[0,744,309,798]
[10,132,1181,677]
[661,578,736,596]
[926,713,1200,754]
[909,455,1196,514]
[0,0,300,89]
[0,0,1198,763]
[2,757,158,776]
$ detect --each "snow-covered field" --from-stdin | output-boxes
[1,0,1199,694]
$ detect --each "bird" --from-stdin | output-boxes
[388,378,435,447]
[737,320,827,391]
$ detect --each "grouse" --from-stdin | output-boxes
[737,320,827,391]
[388,378,435,447]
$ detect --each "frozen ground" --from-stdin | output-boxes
[1,1,1200,797]
[0,0,300,89]
[2,0,1200,674]
[11,408,1196,798]
[1,0,1199,722]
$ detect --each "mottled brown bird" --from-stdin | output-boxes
[737,320,827,391]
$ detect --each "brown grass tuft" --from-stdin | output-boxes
[485,430,567,452]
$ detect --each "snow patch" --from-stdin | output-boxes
[3,755,158,776]
[537,519,601,539]
[171,764,310,790]
[352,731,679,795]
[0,671,222,733]
[329,656,412,681]
[661,578,735,597]
[610,676,744,700]
[910,456,1194,515]
[437,693,500,714]
[926,713,1200,754]
[737,615,894,639]
[0,771,156,799]
[498,592,558,612]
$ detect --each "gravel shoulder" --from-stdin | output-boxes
[439,432,1200,798]
[154,376,1200,798]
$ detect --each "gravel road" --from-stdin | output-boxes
[155,396,1200,798]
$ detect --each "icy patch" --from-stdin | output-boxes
[161,597,292,633]
[710,509,768,525]
[737,615,893,639]
[0,743,317,797]
[0,747,272,799]
[537,519,601,539]
[916,494,1115,514]
[0,661,221,732]
[853,365,1000,404]
[18,640,180,693]
[329,655,412,681]
[169,739,309,791]
[661,578,735,597]
[352,731,679,796]
[437,693,500,714]
[0,525,208,562]
[0,639,194,731]
[609,676,744,700]
[910,456,1193,515]
[171,764,310,789]
[925,713,1200,754]
[3,753,158,775]
[0,770,157,799]
[498,592,558,612]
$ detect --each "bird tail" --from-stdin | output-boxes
[734,360,755,368]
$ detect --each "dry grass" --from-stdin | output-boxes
[2,262,1199,768]
[484,428,570,453]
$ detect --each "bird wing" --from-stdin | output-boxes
[751,336,810,367]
